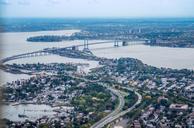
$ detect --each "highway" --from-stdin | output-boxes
[91,86,142,128]
[67,75,127,128]
[91,87,125,128]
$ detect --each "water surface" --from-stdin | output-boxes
[2,104,56,122]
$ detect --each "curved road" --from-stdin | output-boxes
[91,87,125,128]
[91,86,142,128]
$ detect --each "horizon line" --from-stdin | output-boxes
[1,16,194,19]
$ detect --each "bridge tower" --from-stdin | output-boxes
[83,39,89,51]
[122,40,128,46]
[114,40,119,47]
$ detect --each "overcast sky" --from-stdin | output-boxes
[0,0,194,18]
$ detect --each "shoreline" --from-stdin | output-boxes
[0,29,81,34]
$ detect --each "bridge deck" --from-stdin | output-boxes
[0,40,146,63]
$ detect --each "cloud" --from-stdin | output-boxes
[0,0,30,5]
[1,0,194,18]
[17,0,30,5]
[47,0,60,4]
[87,0,100,5]
[0,0,11,5]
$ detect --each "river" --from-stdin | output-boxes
[0,31,193,70]
[90,43,194,70]
[2,104,57,122]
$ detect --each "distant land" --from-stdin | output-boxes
[0,18,194,32]
[1,18,194,48]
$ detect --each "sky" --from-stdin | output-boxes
[0,0,194,18]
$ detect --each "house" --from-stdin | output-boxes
[187,112,194,128]
[169,104,188,112]
[184,84,194,100]
[131,120,141,128]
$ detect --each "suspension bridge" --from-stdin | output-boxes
[0,39,148,64]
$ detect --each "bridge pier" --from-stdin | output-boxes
[33,53,37,57]
[72,46,79,51]
[37,52,41,56]
[0,50,54,64]
[41,52,44,56]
